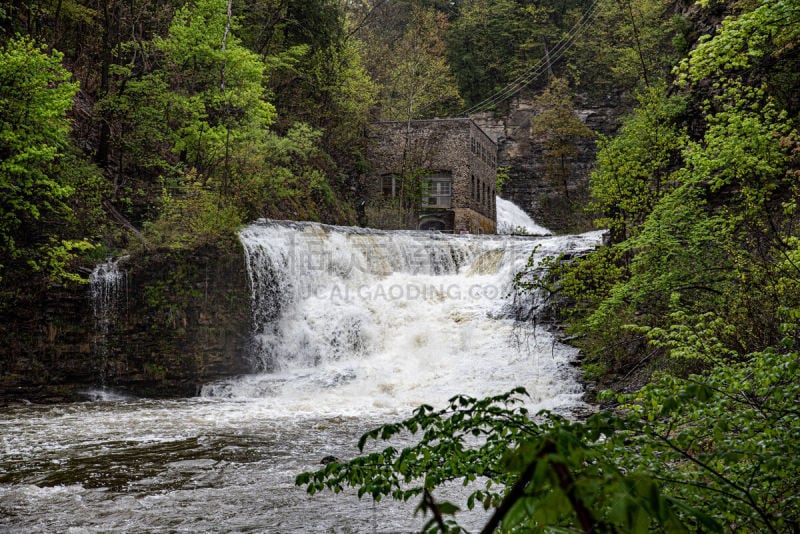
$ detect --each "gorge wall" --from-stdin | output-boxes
[0,242,252,404]
[474,93,627,233]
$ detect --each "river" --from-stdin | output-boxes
[1,216,602,532]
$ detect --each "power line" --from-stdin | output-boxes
[461,0,607,115]
[464,0,604,114]
[463,0,605,114]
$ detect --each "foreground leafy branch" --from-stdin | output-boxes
[298,346,800,532]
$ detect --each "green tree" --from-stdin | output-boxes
[0,37,94,285]
[378,5,462,121]
[447,0,553,108]
[565,0,677,96]
[553,0,800,384]
[95,73,181,201]
[323,35,377,155]
[589,84,687,242]
[529,77,594,200]
[160,0,275,190]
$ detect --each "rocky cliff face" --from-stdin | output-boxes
[0,242,252,404]
[474,93,627,233]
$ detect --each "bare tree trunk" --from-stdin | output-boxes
[626,0,650,87]
[97,0,112,169]
[220,0,233,198]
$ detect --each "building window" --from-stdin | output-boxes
[422,173,452,208]
[382,175,397,198]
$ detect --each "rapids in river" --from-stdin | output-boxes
[0,212,603,532]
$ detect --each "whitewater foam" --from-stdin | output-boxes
[202,221,603,417]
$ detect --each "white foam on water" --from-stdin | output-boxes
[0,222,605,533]
[81,388,133,402]
[201,221,603,418]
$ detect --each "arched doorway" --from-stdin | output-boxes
[419,219,446,232]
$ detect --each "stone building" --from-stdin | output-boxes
[363,118,497,234]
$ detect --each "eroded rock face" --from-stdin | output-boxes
[474,93,627,234]
[0,241,252,404]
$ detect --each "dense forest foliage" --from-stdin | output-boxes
[2,0,799,529]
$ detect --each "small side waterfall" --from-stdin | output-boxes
[88,258,128,394]
[204,220,603,415]
[496,196,552,235]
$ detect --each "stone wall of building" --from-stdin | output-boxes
[364,119,497,233]
[465,121,497,227]
[453,208,496,235]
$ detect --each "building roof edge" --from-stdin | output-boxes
[368,117,495,145]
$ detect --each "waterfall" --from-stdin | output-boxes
[2,223,605,533]
[203,220,603,414]
[496,196,552,235]
[88,258,127,391]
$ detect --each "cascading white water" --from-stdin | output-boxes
[90,258,127,319]
[88,258,127,390]
[203,221,603,416]
[496,196,552,235]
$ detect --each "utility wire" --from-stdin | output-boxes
[463,0,605,114]
[461,0,607,115]
[463,0,603,114]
